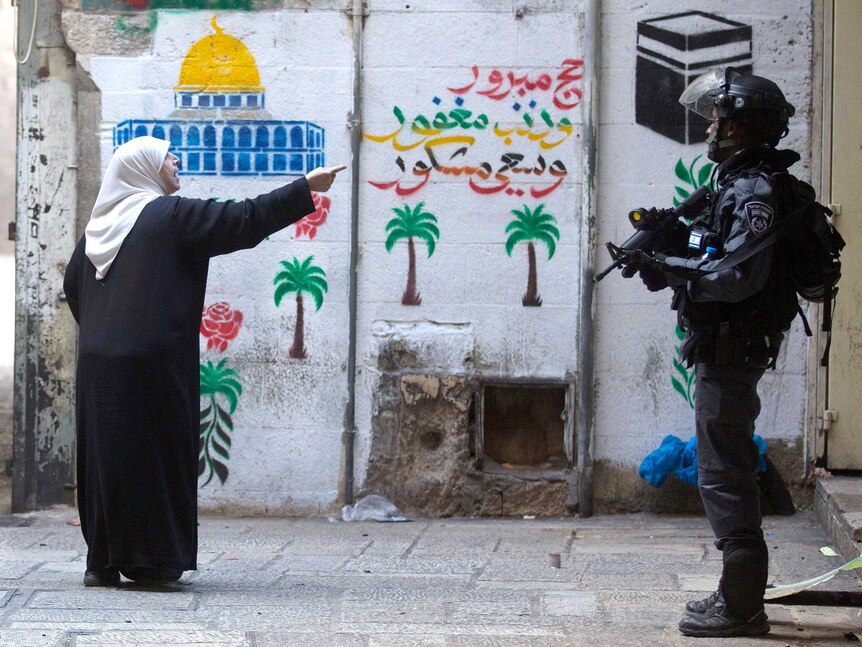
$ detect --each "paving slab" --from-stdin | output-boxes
[25,590,196,611]
[478,555,585,585]
[345,555,487,576]
[539,591,599,617]
[253,633,365,647]
[0,630,64,646]
[4,607,209,631]
[74,630,248,645]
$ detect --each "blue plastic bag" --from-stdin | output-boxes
[639,434,767,488]
[638,435,686,487]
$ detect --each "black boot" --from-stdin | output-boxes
[679,597,769,637]
[721,543,768,619]
[685,589,722,614]
[680,542,770,637]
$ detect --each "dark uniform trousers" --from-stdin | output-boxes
[695,361,769,618]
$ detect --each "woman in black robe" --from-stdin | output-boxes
[63,136,344,586]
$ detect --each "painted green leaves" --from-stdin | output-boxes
[669,154,711,406]
[674,154,714,209]
[274,255,328,359]
[385,202,440,305]
[671,325,696,408]
[198,301,244,487]
[199,358,242,486]
[505,204,560,306]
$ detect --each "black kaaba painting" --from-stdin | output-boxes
[635,11,753,144]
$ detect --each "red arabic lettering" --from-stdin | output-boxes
[447,65,479,94]
[449,60,584,110]
[553,58,584,110]
[369,149,568,199]
[369,172,431,197]
[530,160,568,197]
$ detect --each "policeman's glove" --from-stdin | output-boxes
[617,249,647,274]
[638,266,668,292]
[620,264,639,279]
[623,249,666,272]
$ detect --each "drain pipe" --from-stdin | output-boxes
[575,0,601,517]
[342,0,365,506]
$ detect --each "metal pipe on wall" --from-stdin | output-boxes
[342,0,365,506]
[575,0,601,517]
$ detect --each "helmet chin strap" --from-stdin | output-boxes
[706,129,742,154]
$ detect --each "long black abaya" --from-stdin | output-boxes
[63,178,314,573]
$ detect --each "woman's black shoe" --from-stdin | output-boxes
[120,567,183,585]
[83,568,120,587]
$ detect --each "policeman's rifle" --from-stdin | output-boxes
[592,185,711,284]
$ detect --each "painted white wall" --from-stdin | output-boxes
[63,0,815,513]
[594,0,814,470]
[83,9,355,514]
[354,0,585,492]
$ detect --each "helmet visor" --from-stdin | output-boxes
[679,68,726,120]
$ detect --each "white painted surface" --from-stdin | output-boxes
[594,0,814,465]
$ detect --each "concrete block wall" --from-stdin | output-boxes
[354,0,584,506]
[52,0,815,515]
[592,0,813,509]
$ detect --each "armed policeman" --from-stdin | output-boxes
[621,68,802,637]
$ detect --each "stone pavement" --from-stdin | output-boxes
[0,508,858,646]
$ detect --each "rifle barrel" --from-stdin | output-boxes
[593,258,624,284]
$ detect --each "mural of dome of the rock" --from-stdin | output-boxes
[114,16,324,176]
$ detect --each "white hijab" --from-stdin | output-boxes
[85,136,171,279]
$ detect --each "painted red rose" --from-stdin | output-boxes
[200,302,243,353]
[294,192,330,239]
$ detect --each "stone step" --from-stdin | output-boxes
[814,475,862,570]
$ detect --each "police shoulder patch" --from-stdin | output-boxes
[744,201,773,234]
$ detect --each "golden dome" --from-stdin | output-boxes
[174,17,264,93]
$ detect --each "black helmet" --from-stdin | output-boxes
[679,67,795,146]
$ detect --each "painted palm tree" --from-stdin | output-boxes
[199,358,242,486]
[274,255,328,359]
[505,204,560,306]
[385,202,440,305]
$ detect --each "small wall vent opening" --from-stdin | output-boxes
[477,381,573,471]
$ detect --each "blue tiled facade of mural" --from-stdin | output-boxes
[115,119,324,176]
